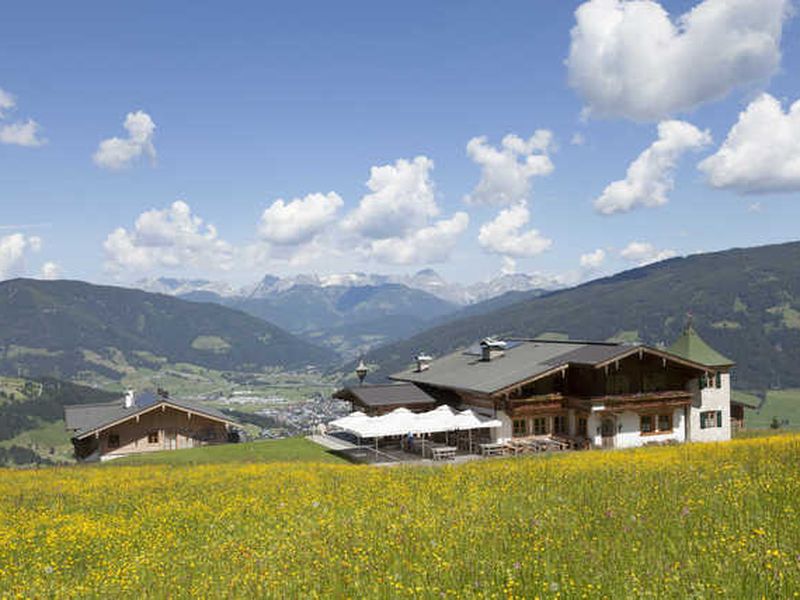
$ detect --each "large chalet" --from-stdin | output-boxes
[337,324,737,449]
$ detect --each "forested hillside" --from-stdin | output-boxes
[362,242,800,390]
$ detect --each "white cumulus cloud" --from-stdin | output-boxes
[0,233,42,279]
[594,120,711,215]
[478,202,552,258]
[699,93,800,193]
[40,261,60,280]
[103,201,234,272]
[367,212,469,265]
[0,88,14,118]
[343,156,438,239]
[464,131,554,206]
[580,248,606,269]
[567,0,791,121]
[258,192,343,246]
[93,110,156,170]
[0,87,45,147]
[620,241,677,265]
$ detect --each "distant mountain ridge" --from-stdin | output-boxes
[181,283,460,359]
[0,279,336,381]
[135,268,558,306]
[134,270,554,358]
[358,241,800,391]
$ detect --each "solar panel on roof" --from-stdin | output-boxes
[463,340,522,356]
[135,392,158,408]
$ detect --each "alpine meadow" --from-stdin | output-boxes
[2,0,800,598]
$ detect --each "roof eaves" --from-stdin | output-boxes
[74,400,238,440]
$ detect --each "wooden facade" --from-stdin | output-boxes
[70,400,237,461]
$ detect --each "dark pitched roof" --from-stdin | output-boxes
[334,383,437,408]
[64,391,238,439]
[390,338,709,395]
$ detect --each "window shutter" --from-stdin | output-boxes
[716,411,722,428]
[715,372,722,388]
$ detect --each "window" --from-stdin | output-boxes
[108,433,120,449]
[532,417,547,436]
[640,415,653,433]
[701,373,722,389]
[512,418,527,437]
[147,431,159,444]
[641,413,673,435]
[700,410,722,429]
[577,417,588,437]
[553,415,567,435]
[657,413,672,432]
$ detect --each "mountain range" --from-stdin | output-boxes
[136,271,552,357]
[136,268,559,306]
[357,241,800,391]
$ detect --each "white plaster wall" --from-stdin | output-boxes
[494,410,513,443]
[587,412,603,448]
[687,373,731,443]
[614,408,685,449]
[587,408,685,449]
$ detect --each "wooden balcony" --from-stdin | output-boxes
[566,390,692,412]
[504,390,692,416]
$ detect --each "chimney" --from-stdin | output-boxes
[123,389,135,409]
[415,354,432,372]
[480,337,506,362]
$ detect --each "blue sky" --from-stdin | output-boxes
[1,0,798,286]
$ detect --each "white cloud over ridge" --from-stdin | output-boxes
[0,233,42,279]
[594,120,711,215]
[620,241,677,265]
[340,156,469,265]
[699,94,800,193]
[104,201,234,272]
[258,192,343,246]
[0,87,45,147]
[367,212,469,265]
[464,131,554,206]
[40,261,60,280]
[580,248,606,269]
[94,111,156,170]
[478,202,552,258]
[343,156,438,239]
[567,0,791,121]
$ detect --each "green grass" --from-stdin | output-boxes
[1,434,798,598]
[745,389,800,430]
[111,437,346,466]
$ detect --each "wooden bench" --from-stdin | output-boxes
[431,446,457,461]
[480,442,506,457]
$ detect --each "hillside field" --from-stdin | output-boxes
[1,435,799,598]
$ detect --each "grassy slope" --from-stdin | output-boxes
[112,437,346,466]
[1,434,798,598]
[744,389,800,429]
[0,278,336,380]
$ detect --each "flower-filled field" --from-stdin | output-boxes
[1,435,798,598]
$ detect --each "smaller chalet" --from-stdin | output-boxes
[334,383,437,415]
[65,389,239,462]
